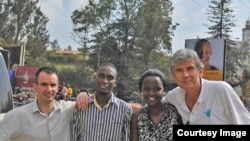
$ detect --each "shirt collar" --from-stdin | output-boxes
[176,78,206,104]
[90,93,119,110]
[32,99,61,114]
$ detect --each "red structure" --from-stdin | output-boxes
[15,66,38,88]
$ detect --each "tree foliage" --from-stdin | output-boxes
[0,0,50,66]
[71,0,176,98]
[50,39,61,51]
[205,0,236,39]
[135,0,178,69]
[0,0,176,100]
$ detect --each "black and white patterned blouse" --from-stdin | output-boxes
[137,103,182,141]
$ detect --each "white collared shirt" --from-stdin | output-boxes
[0,100,75,141]
[163,79,250,124]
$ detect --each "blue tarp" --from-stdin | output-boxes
[8,70,15,92]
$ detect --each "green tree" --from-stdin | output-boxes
[71,0,141,98]
[71,0,177,99]
[0,0,41,44]
[67,45,72,51]
[50,39,61,51]
[205,0,236,39]
[135,0,178,69]
[25,7,50,66]
[0,0,50,66]
[0,1,13,42]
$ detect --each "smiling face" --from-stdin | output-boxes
[33,71,58,103]
[172,59,202,92]
[142,76,165,106]
[200,42,212,68]
[95,66,117,96]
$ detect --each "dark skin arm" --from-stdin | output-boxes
[130,111,139,141]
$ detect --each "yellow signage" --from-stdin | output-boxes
[202,70,223,81]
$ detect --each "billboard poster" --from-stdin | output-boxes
[15,66,38,93]
[185,38,226,81]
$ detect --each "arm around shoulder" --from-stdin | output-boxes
[75,92,90,110]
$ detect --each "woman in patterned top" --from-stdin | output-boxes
[130,69,182,141]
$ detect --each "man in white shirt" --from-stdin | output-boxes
[0,67,88,141]
[163,48,250,124]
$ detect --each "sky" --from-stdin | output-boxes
[39,0,250,53]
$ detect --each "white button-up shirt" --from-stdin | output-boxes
[0,100,75,141]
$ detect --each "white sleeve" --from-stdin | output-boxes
[223,83,250,124]
[0,110,20,141]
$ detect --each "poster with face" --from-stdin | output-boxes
[185,38,226,81]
